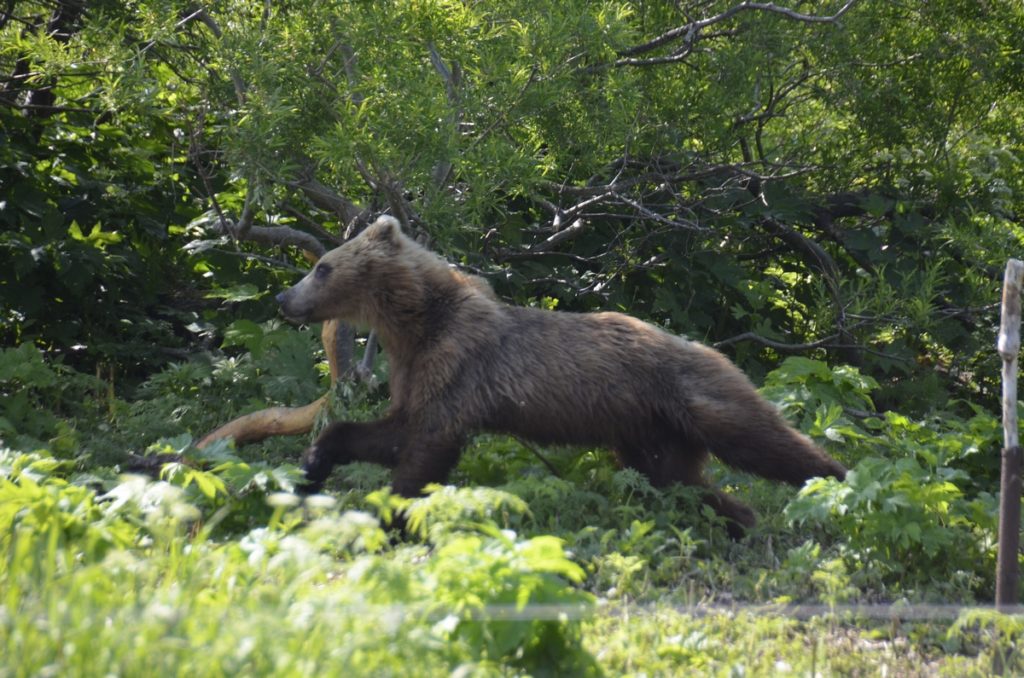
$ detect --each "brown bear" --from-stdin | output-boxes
[276,215,846,536]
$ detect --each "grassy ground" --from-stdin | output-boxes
[3,445,1019,677]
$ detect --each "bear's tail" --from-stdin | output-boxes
[692,393,846,485]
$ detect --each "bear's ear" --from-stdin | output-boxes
[364,215,401,244]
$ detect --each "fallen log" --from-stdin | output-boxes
[195,318,342,449]
[195,393,329,449]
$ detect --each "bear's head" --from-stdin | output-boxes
[276,215,406,325]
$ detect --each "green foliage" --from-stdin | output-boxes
[404,484,530,541]
[1,448,596,676]
[392,487,596,674]
[4,0,1022,407]
[950,610,1024,674]
[769,358,1001,598]
[762,357,878,418]
[219,319,326,403]
[119,322,325,449]
[0,343,102,453]
[787,456,994,595]
[0,449,137,582]
[582,607,981,676]
[151,434,305,533]
[0,80,201,374]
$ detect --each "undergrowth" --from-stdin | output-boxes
[0,338,1019,675]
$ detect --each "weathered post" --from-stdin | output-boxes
[996,259,1023,611]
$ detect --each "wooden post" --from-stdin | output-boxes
[996,259,1024,611]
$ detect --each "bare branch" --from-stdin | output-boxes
[610,48,701,69]
[428,42,461,188]
[355,332,378,383]
[513,436,563,478]
[614,0,859,65]
[737,0,859,24]
[196,395,330,449]
[0,1,26,32]
[124,452,186,476]
[194,210,327,259]
[0,99,93,113]
[287,170,363,227]
[527,189,619,253]
[713,318,889,360]
[530,217,589,253]
[235,182,256,237]
[613,194,706,232]
[428,42,460,105]
[536,160,808,199]
[713,331,843,352]
[337,42,364,105]
[282,205,344,247]
[227,222,326,258]
[372,162,421,231]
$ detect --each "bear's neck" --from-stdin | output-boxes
[364,267,468,365]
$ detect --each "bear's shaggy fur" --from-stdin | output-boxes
[277,216,846,535]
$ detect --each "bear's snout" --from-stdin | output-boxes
[276,286,312,323]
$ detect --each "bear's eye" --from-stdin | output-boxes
[314,263,331,280]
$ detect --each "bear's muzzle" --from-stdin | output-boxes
[276,285,313,324]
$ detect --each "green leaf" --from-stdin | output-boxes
[190,470,226,500]
[205,284,264,302]
[222,319,264,352]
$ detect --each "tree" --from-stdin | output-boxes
[2,0,1021,427]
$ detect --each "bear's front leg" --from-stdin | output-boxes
[298,415,408,493]
[389,437,465,499]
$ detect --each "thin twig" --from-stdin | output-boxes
[185,246,307,273]
[514,437,563,479]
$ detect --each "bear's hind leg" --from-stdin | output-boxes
[617,444,755,539]
[699,486,757,540]
[661,451,756,540]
